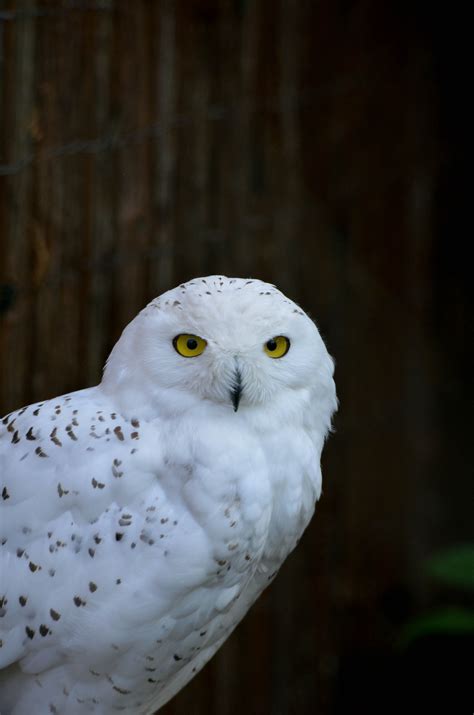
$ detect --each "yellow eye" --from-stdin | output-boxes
[173,334,207,358]
[264,336,290,358]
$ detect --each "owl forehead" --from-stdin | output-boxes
[151,276,304,339]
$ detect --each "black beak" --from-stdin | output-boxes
[231,367,242,412]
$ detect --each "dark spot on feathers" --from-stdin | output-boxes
[113,686,131,695]
[39,624,50,637]
[91,478,105,489]
[50,427,62,446]
[12,431,20,444]
[29,561,39,572]
[19,595,27,606]
[2,487,9,500]
[94,534,102,544]
[73,596,86,607]
[88,548,95,558]
[89,582,98,592]
[26,427,37,440]
[35,446,48,457]
[57,483,69,497]
[16,548,24,557]
[65,425,77,441]
[115,532,124,541]
[173,654,182,661]
[131,431,139,440]
[33,408,40,416]
[113,426,124,441]
[131,418,139,428]
[25,626,35,639]
[50,609,61,621]
[112,463,123,478]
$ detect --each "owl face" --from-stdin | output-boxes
[103,276,335,418]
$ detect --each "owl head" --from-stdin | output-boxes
[102,276,337,435]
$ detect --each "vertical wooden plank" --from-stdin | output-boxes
[84,0,117,386]
[30,7,92,402]
[220,0,262,279]
[112,0,152,332]
[149,0,178,296]
[0,0,36,413]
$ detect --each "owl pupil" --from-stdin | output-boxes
[267,339,277,351]
[187,338,198,351]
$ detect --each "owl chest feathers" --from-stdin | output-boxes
[147,403,322,597]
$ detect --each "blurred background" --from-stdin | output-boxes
[0,1,472,713]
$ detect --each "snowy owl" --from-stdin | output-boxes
[0,276,337,714]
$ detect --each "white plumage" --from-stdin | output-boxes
[0,276,337,714]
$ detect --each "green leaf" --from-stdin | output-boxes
[398,607,474,648]
[425,544,474,590]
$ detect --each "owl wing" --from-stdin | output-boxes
[0,387,267,710]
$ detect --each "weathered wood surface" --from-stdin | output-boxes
[1,2,469,713]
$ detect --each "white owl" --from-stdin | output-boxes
[0,276,337,714]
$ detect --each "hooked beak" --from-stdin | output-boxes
[230,365,243,412]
